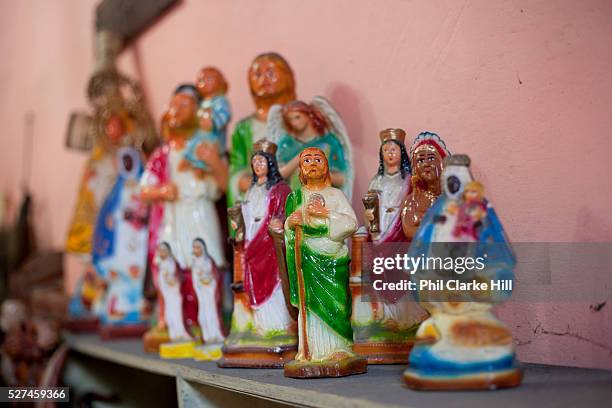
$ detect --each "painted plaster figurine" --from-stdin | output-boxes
[66,72,156,255]
[403,154,522,390]
[155,242,195,358]
[92,146,150,338]
[65,67,158,331]
[191,238,225,361]
[283,147,366,378]
[350,129,427,364]
[66,112,143,329]
[228,53,296,208]
[401,132,451,241]
[184,67,231,170]
[268,97,354,199]
[65,115,120,255]
[450,181,487,241]
[220,139,296,368]
[140,84,228,354]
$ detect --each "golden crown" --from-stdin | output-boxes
[379,128,406,144]
[253,138,278,155]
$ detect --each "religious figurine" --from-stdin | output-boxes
[450,181,487,240]
[184,67,231,170]
[268,97,354,199]
[228,53,296,208]
[219,139,297,368]
[65,65,157,331]
[283,147,366,378]
[350,129,429,364]
[155,242,195,358]
[140,85,228,354]
[403,154,522,390]
[191,239,225,361]
[91,146,150,339]
[401,132,451,240]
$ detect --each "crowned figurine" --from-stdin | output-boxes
[219,139,297,368]
[140,84,228,355]
[283,147,366,378]
[403,154,522,390]
[350,129,428,364]
[268,97,353,199]
[184,67,231,170]
[92,146,151,338]
[228,53,296,208]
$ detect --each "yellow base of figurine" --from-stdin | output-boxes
[159,341,196,359]
[193,344,223,361]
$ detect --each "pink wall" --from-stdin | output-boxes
[1,0,611,369]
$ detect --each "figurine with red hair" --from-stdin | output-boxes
[268,97,354,199]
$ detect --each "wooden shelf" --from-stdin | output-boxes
[64,333,612,408]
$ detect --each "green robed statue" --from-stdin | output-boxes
[283,147,367,378]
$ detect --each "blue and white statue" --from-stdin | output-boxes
[403,154,522,390]
[92,146,150,333]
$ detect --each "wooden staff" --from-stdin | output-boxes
[294,193,324,360]
[294,221,310,360]
[228,204,247,304]
[268,220,298,321]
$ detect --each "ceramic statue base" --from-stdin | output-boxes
[284,355,368,378]
[353,341,414,364]
[143,327,170,353]
[403,367,523,390]
[99,323,148,340]
[63,316,99,333]
[218,345,297,368]
[159,341,196,359]
[193,343,223,361]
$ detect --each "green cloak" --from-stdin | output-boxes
[284,188,353,341]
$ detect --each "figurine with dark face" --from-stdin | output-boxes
[91,147,150,338]
[350,129,428,364]
[401,132,450,240]
[403,155,522,390]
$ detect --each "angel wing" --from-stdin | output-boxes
[311,96,354,200]
[266,104,285,145]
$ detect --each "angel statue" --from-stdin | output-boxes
[267,97,353,199]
